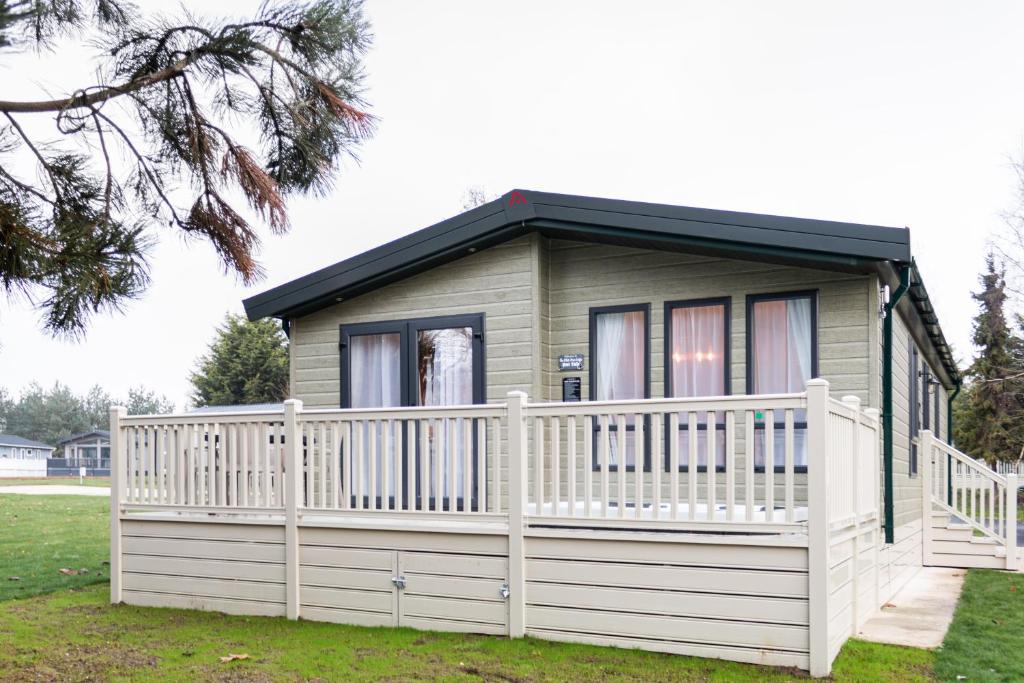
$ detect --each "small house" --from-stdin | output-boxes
[0,434,55,477]
[50,429,111,476]
[107,191,1007,677]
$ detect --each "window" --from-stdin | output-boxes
[747,291,818,471]
[589,304,649,471]
[909,345,919,476]
[665,298,730,471]
[340,314,485,509]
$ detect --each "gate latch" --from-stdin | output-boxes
[499,583,510,600]
[392,575,406,589]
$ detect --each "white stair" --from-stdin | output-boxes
[926,510,1019,569]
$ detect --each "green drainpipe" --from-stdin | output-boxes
[882,264,911,545]
[946,380,962,506]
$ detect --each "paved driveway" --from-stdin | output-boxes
[0,485,109,496]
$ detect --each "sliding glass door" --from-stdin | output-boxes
[340,314,484,509]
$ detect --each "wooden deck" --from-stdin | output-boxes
[109,379,886,677]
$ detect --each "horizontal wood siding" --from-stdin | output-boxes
[297,528,509,634]
[544,239,872,402]
[542,239,873,507]
[120,520,286,616]
[524,534,810,669]
[289,235,537,408]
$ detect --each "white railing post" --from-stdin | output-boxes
[507,391,528,638]
[1007,473,1018,571]
[919,430,934,566]
[284,399,302,620]
[841,395,861,633]
[864,407,881,614]
[109,405,127,605]
[806,378,831,678]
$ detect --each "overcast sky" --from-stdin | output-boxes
[3,1,1024,409]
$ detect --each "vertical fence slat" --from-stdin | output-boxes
[634,413,643,519]
[423,419,433,512]
[491,417,501,513]
[745,410,755,522]
[651,412,661,520]
[616,414,627,519]
[785,409,795,523]
[552,416,561,517]
[319,421,328,510]
[396,420,406,512]
[475,418,485,513]
[687,412,697,521]
[584,415,593,517]
[535,416,545,515]
[765,410,775,522]
[198,425,207,506]
[670,412,680,519]
[726,411,735,521]
[462,417,472,512]
[567,416,577,517]
[706,413,716,521]
[600,414,610,516]
[381,420,391,511]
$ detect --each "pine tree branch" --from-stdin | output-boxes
[0,58,193,114]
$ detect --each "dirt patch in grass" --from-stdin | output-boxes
[11,642,158,682]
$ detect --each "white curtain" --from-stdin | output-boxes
[752,297,813,467]
[671,304,726,468]
[350,333,401,498]
[596,311,645,466]
[785,297,812,391]
[419,328,473,501]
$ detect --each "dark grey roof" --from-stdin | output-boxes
[243,189,958,384]
[0,434,55,450]
[56,429,110,445]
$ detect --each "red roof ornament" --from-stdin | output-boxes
[508,191,528,206]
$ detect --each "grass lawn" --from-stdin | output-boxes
[0,494,109,600]
[0,476,110,488]
[0,492,1008,682]
[0,584,935,682]
[935,569,1024,682]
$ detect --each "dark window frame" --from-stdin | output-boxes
[588,303,651,473]
[338,313,486,510]
[745,289,819,474]
[663,297,731,473]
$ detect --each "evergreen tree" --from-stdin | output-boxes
[0,0,373,336]
[0,382,174,444]
[957,255,1024,463]
[189,313,289,407]
[125,387,175,415]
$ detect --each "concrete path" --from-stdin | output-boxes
[857,567,965,648]
[0,485,110,496]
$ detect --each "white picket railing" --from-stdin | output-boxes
[119,410,286,509]
[111,380,878,532]
[824,396,881,529]
[525,394,807,527]
[923,431,1018,561]
[298,404,506,514]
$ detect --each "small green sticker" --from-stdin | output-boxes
[755,411,764,420]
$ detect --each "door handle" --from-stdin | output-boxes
[392,575,406,589]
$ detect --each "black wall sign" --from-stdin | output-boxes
[558,353,584,371]
[562,376,582,402]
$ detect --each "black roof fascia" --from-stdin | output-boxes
[876,260,961,387]
[244,189,910,320]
